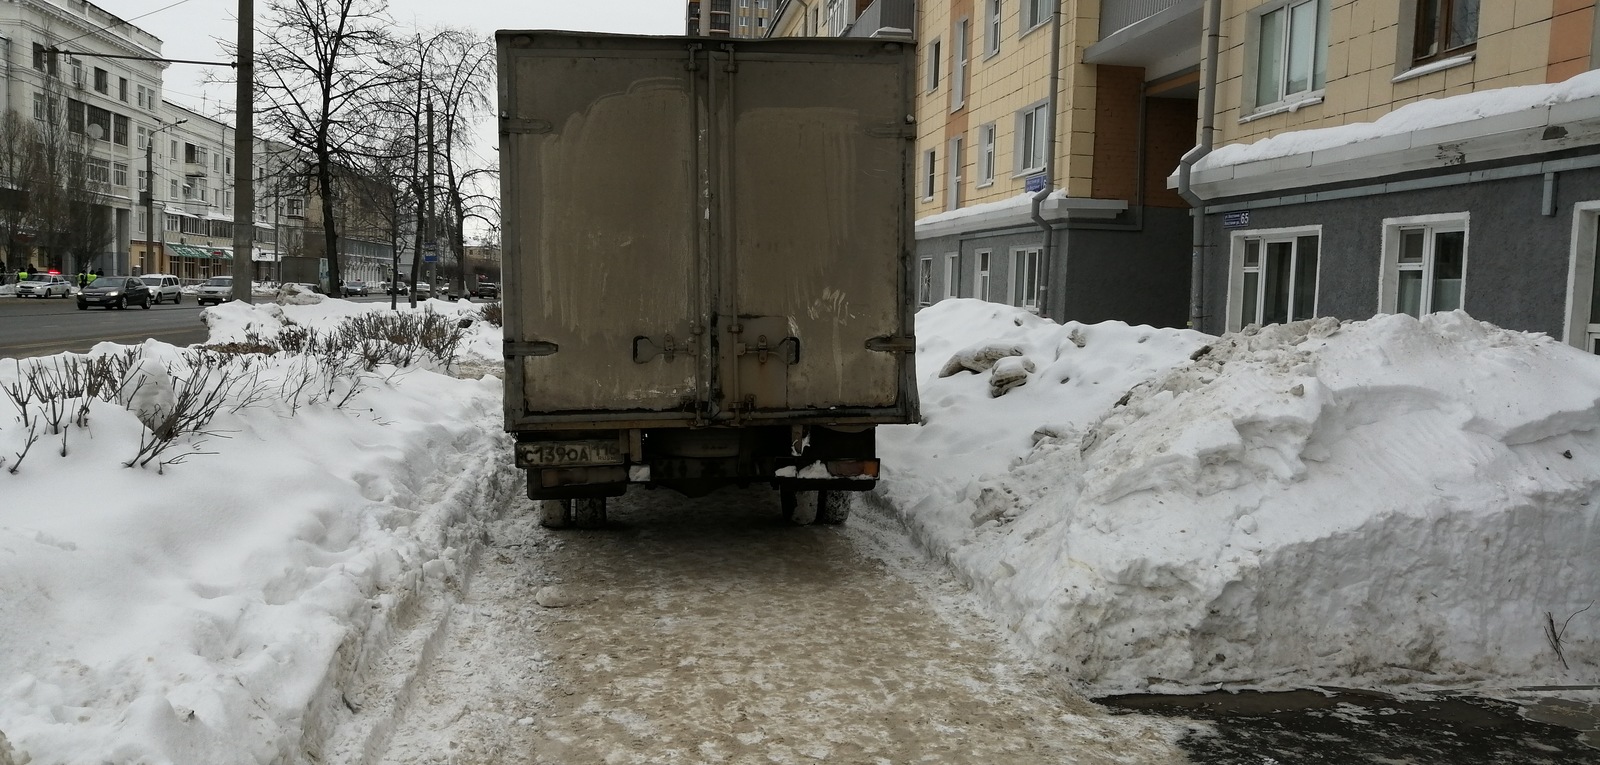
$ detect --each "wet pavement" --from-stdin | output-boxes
[1101,688,1600,764]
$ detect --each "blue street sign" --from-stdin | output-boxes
[1223,211,1251,228]
[1024,174,1047,193]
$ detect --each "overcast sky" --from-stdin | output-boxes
[92,0,686,168]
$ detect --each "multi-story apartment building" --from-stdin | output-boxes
[689,0,779,37]
[775,0,1196,327]
[0,0,167,276]
[133,102,311,284]
[1178,0,1600,353]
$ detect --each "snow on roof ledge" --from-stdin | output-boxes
[916,190,1127,239]
[1177,70,1600,199]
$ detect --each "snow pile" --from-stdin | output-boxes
[0,299,519,764]
[880,301,1600,695]
[1197,69,1600,170]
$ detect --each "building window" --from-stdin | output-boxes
[71,59,83,87]
[94,67,109,94]
[1413,0,1478,66]
[114,115,128,146]
[986,0,1002,57]
[32,93,46,122]
[1011,248,1040,310]
[136,85,146,109]
[922,148,937,200]
[113,162,128,187]
[1230,230,1320,331]
[927,39,942,91]
[1381,215,1467,318]
[119,77,129,102]
[827,0,848,32]
[170,179,179,199]
[947,136,964,210]
[978,123,996,186]
[1251,0,1328,110]
[944,253,960,299]
[952,19,970,109]
[138,169,148,194]
[87,157,111,185]
[975,250,991,301]
[918,256,934,305]
[1017,102,1048,173]
[32,43,54,75]
[1021,0,1051,33]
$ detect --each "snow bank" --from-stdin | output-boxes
[0,300,518,764]
[880,302,1600,695]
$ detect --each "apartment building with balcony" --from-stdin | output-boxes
[689,0,778,37]
[1182,0,1600,352]
[0,0,168,276]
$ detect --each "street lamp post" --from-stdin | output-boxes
[143,119,187,277]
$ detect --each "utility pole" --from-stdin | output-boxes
[145,119,187,276]
[231,0,255,303]
[426,99,436,296]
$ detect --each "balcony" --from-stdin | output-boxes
[847,0,914,40]
[1085,0,1203,79]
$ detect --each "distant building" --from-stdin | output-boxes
[688,0,776,37]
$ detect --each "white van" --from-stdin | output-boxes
[140,274,182,304]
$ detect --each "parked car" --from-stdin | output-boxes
[140,274,182,304]
[413,282,433,298]
[16,274,71,298]
[473,281,499,299]
[195,276,234,306]
[77,276,152,310]
[383,281,408,295]
[342,279,369,297]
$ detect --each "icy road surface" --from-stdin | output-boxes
[368,488,1188,764]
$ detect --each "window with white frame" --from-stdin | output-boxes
[985,0,1002,56]
[978,123,996,186]
[1250,0,1328,111]
[951,18,970,109]
[927,39,942,91]
[1565,203,1600,352]
[947,136,963,210]
[975,250,992,301]
[87,157,110,185]
[32,93,45,122]
[945,253,960,299]
[918,256,934,305]
[113,162,128,187]
[827,0,848,33]
[1011,247,1041,310]
[922,148,937,200]
[1017,102,1048,173]
[1021,0,1051,32]
[1381,215,1467,318]
[1230,229,1320,331]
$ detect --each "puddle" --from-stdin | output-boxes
[1100,688,1599,764]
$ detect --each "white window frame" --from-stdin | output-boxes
[1246,0,1329,113]
[944,252,960,299]
[918,256,934,306]
[1226,226,1322,332]
[927,38,942,92]
[1563,201,1600,351]
[1379,213,1469,317]
[32,92,45,122]
[1016,101,1049,174]
[985,0,1003,57]
[977,123,997,187]
[946,136,963,211]
[922,148,937,201]
[975,249,992,301]
[113,162,128,187]
[1010,247,1041,310]
[951,18,970,110]
[1021,0,1051,34]
[827,0,848,33]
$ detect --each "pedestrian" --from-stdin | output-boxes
[77,271,89,289]
[93,268,103,280]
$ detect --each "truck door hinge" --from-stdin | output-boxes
[505,340,559,358]
[865,335,916,353]
[633,334,681,363]
[735,335,800,365]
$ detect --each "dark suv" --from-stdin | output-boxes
[77,276,153,310]
[473,281,499,299]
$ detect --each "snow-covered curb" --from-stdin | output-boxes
[877,301,1600,696]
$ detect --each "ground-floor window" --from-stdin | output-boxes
[918,256,933,306]
[975,249,991,301]
[1011,247,1040,310]
[1565,202,1600,353]
[1381,214,1467,318]
[1229,228,1320,331]
[944,252,959,299]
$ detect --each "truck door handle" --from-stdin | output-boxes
[633,334,678,363]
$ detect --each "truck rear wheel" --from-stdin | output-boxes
[780,489,850,525]
[540,497,607,530]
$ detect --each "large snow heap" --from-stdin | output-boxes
[879,300,1600,695]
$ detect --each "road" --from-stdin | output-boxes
[0,292,442,359]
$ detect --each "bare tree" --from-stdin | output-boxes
[0,111,42,273]
[26,77,117,275]
[416,30,493,298]
[254,0,398,293]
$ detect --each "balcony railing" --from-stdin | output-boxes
[1099,0,1187,39]
[847,0,914,39]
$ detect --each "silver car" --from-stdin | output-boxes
[140,274,182,304]
[195,276,234,306]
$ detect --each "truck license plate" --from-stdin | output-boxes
[520,440,624,467]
